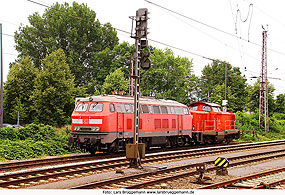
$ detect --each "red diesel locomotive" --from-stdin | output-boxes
[189,102,240,144]
[69,95,193,154]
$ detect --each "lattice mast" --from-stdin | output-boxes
[259,30,269,132]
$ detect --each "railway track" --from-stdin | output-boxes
[0,140,283,173]
[0,140,284,189]
[0,153,92,172]
[199,167,285,189]
[0,141,245,172]
[70,148,285,189]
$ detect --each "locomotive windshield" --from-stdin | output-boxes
[89,103,103,112]
[212,107,221,112]
[75,102,88,112]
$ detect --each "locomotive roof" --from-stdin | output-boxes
[190,102,221,108]
[78,95,187,107]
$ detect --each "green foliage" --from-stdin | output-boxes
[246,80,275,113]
[200,60,247,112]
[4,50,85,127]
[30,49,85,126]
[141,48,196,104]
[236,111,285,142]
[3,56,38,124]
[274,94,285,113]
[14,2,119,86]
[102,68,129,94]
[0,124,78,160]
[0,127,19,140]
[236,111,259,131]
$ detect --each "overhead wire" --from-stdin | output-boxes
[234,3,253,41]
[21,0,285,85]
[144,0,285,56]
[229,0,247,73]
[26,0,218,62]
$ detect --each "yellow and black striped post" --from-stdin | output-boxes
[215,157,229,176]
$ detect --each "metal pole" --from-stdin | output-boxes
[133,38,140,146]
[225,63,227,101]
[263,30,269,132]
[129,58,134,96]
[0,24,3,128]
[127,8,148,168]
[259,30,268,131]
[130,37,141,168]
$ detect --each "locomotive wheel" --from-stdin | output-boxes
[88,144,97,156]
[89,148,96,156]
[166,138,172,148]
[176,136,185,147]
[204,136,213,144]
[225,136,233,144]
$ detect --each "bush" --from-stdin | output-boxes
[236,111,259,131]
[18,123,56,141]
[0,124,78,160]
[0,127,19,140]
[236,111,285,142]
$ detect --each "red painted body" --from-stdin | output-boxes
[70,95,193,154]
[69,96,239,154]
[189,102,239,144]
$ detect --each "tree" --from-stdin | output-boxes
[275,94,285,113]
[14,2,119,86]
[247,80,275,113]
[3,56,38,124]
[30,49,84,126]
[86,42,135,95]
[102,68,129,95]
[140,48,196,104]
[200,60,247,112]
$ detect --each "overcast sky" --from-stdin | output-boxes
[1,0,285,96]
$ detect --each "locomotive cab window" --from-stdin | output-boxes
[190,106,198,111]
[115,103,126,113]
[125,104,133,113]
[175,107,183,115]
[89,103,103,112]
[160,106,168,114]
[110,103,115,112]
[75,102,88,112]
[212,107,221,112]
[148,105,153,113]
[153,106,160,114]
[168,106,175,114]
[141,105,150,113]
[183,108,190,115]
[202,105,211,112]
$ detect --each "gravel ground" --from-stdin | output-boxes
[26,144,285,189]
[166,157,285,189]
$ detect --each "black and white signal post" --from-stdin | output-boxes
[126,8,151,168]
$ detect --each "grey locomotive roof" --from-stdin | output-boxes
[190,102,221,107]
[78,95,187,107]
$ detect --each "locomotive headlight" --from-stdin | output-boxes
[91,126,100,132]
[74,126,79,131]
